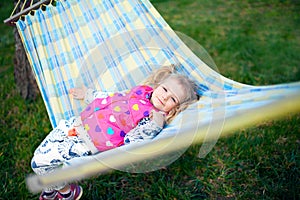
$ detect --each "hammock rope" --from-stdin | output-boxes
[5,0,300,192]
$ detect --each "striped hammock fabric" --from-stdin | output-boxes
[14,0,300,192]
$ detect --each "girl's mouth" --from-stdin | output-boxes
[157,97,164,105]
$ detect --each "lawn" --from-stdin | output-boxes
[1,0,299,199]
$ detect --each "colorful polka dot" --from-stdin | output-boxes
[93,140,100,146]
[120,119,126,126]
[94,107,100,111]
[132,104,139,111]
[98,113,104,119]
[95,125,101,132]
[120,131,126,137]
[139,99,146,104]
[86,106,91,111]
[106,141,113,147]
[107,127,114,135]
[84,124,90,131]
[109,115,116,122]
[136,90,142,95]
[143,110,149,117]
[114,106,121,112]
[101,99,107,104]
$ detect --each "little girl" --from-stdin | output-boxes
[31,65,200,200]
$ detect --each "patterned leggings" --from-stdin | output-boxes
[31,117,93,190]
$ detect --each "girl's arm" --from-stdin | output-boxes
[69,87,125,104]
[83,88,112,104]
[151,110,165,128]
[124,115,164,145]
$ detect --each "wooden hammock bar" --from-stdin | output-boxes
[4,0,52,26]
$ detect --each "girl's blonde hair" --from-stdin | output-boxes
[144,64,200,124]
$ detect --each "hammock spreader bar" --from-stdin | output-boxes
[4,0,53,26]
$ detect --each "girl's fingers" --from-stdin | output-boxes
[69,88,75,94]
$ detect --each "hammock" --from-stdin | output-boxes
[6,0,300,192]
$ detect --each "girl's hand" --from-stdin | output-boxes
[69,87,87,100]
[151,110,166,128]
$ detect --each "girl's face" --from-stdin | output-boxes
[151,77,186,113]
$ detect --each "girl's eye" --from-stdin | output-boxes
[171,97,176,103]
[163,87,167,92]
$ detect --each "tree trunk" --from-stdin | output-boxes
[13,0,39,100]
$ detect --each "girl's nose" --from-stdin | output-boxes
[162,93,169,100]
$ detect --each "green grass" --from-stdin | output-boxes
[1,0,299,199]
